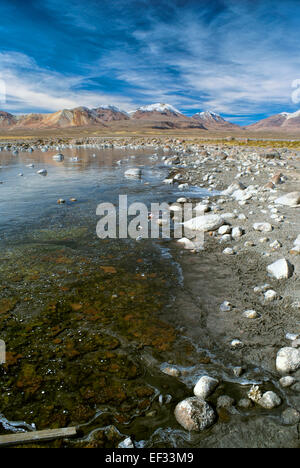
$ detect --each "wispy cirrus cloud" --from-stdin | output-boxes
[1,0,300,123]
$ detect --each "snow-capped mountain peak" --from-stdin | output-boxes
[280,110,300,120]
[193,111,224,122]
[136,103,182,115]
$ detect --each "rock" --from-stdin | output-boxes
[218,225,231,235]
[183,214,224,232]
[222,182,246,196]
[223,247,235,255]
[125,168,142,178]
[163,178,174,184]
[270,240,282,250]
[177,238,196,250]
[279,376,296,388]
[232,227,243,239]
[233,366,244,377]
[217,395,235,408]
[193,376,219,399]
[118,437,134,448]
[286,333,299,341]
[253,222,273,232]
[275,192,300,207]
[267,259,294,280]
[231,339,243,349]
[276,347,300,374]
[238,398,253,409]
[258,391,281,409]
[220,301,232,312]
[264,290,278,301]
[220,234,232,244]
[174,397,216,432]
[281,408,300,425]
[292,339,300,349]
[243,310,259,319]
[37,169,47,176]
[53,153,64,161]
[162,366,181,378]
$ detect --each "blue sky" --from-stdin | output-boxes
[0,0,300,124]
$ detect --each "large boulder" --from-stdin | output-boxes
[276,347,300,374]
[174,397,216,432]
[275,192,300,207]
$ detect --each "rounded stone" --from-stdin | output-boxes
[281,408,300,425]
[276,347,300,374]
[258,391,281,409]
[174,397,216,432]
[193,375,219,399]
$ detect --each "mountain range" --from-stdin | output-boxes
[1,103,300,132]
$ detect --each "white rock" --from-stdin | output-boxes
[125,168,142,178]
[232,227,243,239]
[193,376,219,399]
[183,214,224,232]
[218,225,231,235]
[258,391,281,409]
[162,366,181,378]
[270,240,282,249]
[231,339,243,349]
[220,301,232,312]
[243,310,258,319]
[275,192,300,207]
[177,237,196,250]
[267,259,294,280]
[37,169,47,175]
[264,290,278,301]
[223,247,235,255]
[253,222,273,232]
[276,347,300,374]
[53,153,64,161]
[174,397,216,432]
[118,437,134,448]
[279,376,296,388]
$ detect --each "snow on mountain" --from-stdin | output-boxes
[193,111,224,122]
[135,103,182,115]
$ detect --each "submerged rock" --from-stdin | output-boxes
[174,397,216,432]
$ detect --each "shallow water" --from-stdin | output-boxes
[0,146,298,448]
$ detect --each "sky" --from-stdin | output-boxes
[0,0,300,124]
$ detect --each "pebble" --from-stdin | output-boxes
[223,247,235,255]
[264,290,278,301]
[162,366,181,378]
[279,376,296,388]
[243,310,259,319]
[220,301,232,312]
